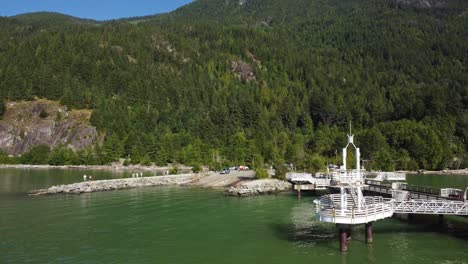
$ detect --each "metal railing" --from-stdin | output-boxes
[316,194,394,224]
[400,184,440,195]
[329,170,365,184]
[374,172,406,181]
[316,194,468,225]
[392,199,468,215]
[286,172,332,186]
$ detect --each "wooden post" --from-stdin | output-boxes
[365,222,373,244]
[340,228,348,252]
[297,185,301,200]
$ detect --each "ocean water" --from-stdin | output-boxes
[0,168,467,264]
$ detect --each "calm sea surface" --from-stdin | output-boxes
[1,168,467,263]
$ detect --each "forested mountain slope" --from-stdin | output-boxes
[0,0,466,170]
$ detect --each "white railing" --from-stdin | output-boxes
[329,170,365,185]
[440,188,463,198]
[392,199,468,215]
[286,172,331,186]
[314,178,332,187]
[316,194,468,225]
[286,172,314,183]
[374,172,406,182]
[315,194,394,224]
[317,194,387,209]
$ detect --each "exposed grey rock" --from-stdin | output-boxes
[0,100,98,155]
[231,60,256,82]
[29,174,196,195]
[225,179,292,197]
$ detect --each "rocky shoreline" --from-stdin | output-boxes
[27,170,293,197]
[4,164,467,175]
[403,169,468,175]
[29,174,197,195]
[225,179,292,196]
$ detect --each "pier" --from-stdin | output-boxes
[290,131,468,252]
[286,172,330,198]
[364,179,465,201]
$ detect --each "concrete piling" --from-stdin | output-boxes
[339,228,348,252]
[365,222,373,243]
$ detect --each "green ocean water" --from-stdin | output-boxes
[0,168,467,264]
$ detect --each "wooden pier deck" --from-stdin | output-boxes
[364,179,465,201]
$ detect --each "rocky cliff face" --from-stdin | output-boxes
[0,99,98,155]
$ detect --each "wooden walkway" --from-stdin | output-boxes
[364,179,465,201]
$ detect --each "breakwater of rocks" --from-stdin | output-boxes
[225,179,292,196]
[29,174,196,195]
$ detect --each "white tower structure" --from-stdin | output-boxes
[337,123,363,185]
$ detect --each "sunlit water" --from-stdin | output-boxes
[0,168,467,263]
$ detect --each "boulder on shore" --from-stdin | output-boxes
[225,179,292,196]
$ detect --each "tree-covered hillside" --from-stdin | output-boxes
[0,0,467,170]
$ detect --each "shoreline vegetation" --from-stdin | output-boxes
[16,164,468,196]
[0,163,192,172]
[14,164,468,197]
[403,169,468,175]
[1,164,466,175]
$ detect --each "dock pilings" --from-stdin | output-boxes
[337,222,373,252]
[337,224,352,252]
[365,222,373,243]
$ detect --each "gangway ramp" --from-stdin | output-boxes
[364,179,466,201]
[373,172,406,181]
[286,172,331,191]
[392,199,468,215]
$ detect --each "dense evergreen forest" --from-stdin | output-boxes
[0,0,467,171]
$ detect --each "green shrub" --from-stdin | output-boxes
[20,145,50,164]
[0,153,19,165]
[255,168,269,179]
[0,150,10,164]
[39,109,49,118]
[141,155,152,166]
[0,100,5,119]
[305,154,325,173]
[130,155,141,165]
[191,163,202,173]
[123,159,131,166]
[55,111,62,122]
[374,149,395,171]
[274,164,288,180]
[169,165,179,175]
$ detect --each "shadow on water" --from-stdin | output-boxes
[292,190,329,198]
[271,196,468,248]
[396,214,468,241]
[271,217,468,256]
[269,222,337,250]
